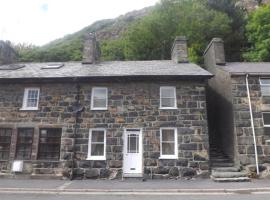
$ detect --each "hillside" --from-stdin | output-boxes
[15,0,270,63]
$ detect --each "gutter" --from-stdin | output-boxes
[245,74,259,175]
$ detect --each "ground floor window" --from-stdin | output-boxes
[160,128,178,159]
[38,128,62,160]
[0,128,12,160]
[88,129,106,160]
[263,113,270,135]
[15,128,34,160]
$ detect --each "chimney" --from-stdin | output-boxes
[203,38,225,66]
[82,33,100,64]
[171,36,188,63]
[0,41,18,65]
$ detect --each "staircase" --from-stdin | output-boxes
[210,145,250,182]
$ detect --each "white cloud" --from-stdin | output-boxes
[0,0,159,45]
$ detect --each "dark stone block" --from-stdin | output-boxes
[176,159,188,167]
[247,146,263,155]
[169,167,179,176]
[150,152,160,159]
[154,167,169,174]
[112,146,122,153]
[78,160,91,168]
[111,95,123,100]
[129,112,138,117]
[180,167,196,177]
[73,168,84,179]
[194,153,207,161]
[107,138,117,145]
[179,128,194,135]
[144,159,157,166]
[109,160,122,168]
[180,143,197,151]
[100,169,111,178]
[93,161,106,168]
[85,169,99,179]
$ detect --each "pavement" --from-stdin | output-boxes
[0,178,270,195]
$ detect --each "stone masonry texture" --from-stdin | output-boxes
[0,79,209,179]
[232,76,270,166]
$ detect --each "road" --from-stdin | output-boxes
[1,193,270,200]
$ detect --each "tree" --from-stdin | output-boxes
[243,5,270,61]
[121,0,232,63]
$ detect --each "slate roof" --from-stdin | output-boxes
[0,60,212,80]
[222,62,270,75]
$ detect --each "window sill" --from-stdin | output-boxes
[86,156,106,161]
[159,156,178,160]
[159,107,177,110]
[20,108,39,111]
[90,108,107,111]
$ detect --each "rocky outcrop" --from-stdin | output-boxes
[0,41,17,65]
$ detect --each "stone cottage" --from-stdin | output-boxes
[0,35,212,180]
[204,38,270,180]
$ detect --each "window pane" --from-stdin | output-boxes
[161,98,175,107]
[93,88,107,99]
[128,134,139,153]
[263,113,270,125]
[92,131,104,142]
[91,144,104,156]
[261,85,270,96]
[162,143,175,155]
[0,128,12,160]
[93,99,106,108]
[161,88,175,98]
[38,128,61,160]
[260,79,270,84]
[16,128,34,160]
[162,129,175,142]
[264,127,270,136]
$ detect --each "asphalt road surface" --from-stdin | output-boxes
[1,193,270,200]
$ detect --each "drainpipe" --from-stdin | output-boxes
[245,74,259,175]
[70,83,84,180]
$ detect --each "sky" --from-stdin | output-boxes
[0,0,159,46]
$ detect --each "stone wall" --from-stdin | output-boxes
[231,76,270,167]
[0,79,209,179]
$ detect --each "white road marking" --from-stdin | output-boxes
[57,182,72,190]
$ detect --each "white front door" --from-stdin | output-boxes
[123,129,143,177]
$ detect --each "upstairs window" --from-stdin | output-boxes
[160,86,177,109]
[21,88,40,110]
[160,128,178,159]
[88,129,106,160]
[263,113,270,135]
[91,87,108,110]
[260,79,270,96]
[0,128,12,160]
[15,128,34,160]
[38,128,62,160]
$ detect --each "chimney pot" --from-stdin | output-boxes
[204,38,225,66]
[82,33,100,64]
[171,36,188,63]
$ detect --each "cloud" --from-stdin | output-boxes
[0,0,158,45]
[40,3,49,12]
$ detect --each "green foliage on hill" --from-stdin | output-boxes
[243,5,270,61]
[13,0,270,63]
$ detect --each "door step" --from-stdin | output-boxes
[211,162,234,167]
[211,177,250,182]
[211,169,250,182]
[212,167,240,172]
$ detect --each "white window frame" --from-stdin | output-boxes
[91,87,108,110]
[21,87,40,110]
[263,112,270,127]
[159,127,178,159]
[160,86,177,109]
[260,78,270,96]
[87,128,106,160]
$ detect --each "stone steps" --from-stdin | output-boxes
[212,167,240,172]
[211,177,251,182]
[211,162,234,167]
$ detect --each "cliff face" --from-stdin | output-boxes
[236,0,270,11]
[0,41,17,65]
